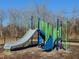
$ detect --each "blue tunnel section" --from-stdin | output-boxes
[38,30,54,51]
[42,35,54,51]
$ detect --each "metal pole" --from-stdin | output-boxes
[31,16,33,44]
[56,18,59,50]
[47,22,49,40]
[52,24,53,38]
[60,21,62,49]
[31,16,33,29]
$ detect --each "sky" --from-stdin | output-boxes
[0,0,79,26]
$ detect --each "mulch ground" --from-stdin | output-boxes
[0,45,79,59]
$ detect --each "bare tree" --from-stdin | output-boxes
[0,9,4,38]
[8,9,20,41]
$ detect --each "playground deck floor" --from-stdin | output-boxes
[0,44,79,59]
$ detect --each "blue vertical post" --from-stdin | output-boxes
[31,16,33,29]
[38,16,40,45]
[56,19,59,50]
[60,21,62,49]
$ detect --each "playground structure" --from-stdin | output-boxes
[37,16,63,51]
[3,16,68,52]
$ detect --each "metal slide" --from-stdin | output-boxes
[4,29,37,50]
